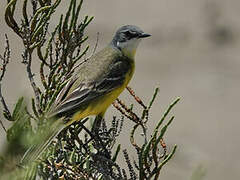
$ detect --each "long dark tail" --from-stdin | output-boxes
[21,118,65,165]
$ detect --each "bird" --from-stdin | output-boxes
[21,25,151,164]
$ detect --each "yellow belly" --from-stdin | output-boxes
[71,67,134,122]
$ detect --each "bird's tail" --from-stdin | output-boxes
[20,117,65,165]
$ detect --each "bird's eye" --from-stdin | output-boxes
[123,31,138,39]
[124,31,132,36]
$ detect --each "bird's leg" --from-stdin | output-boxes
[91,114,103,135]
[91,113,111,159]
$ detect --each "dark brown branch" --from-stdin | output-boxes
[116,98,140,123]
[112,101,133,121]
[24,49,41,113]
[21,25,41,112]
[0,34,11,124]
[0,34,10,81]
[126,86,147,109]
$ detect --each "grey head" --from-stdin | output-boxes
[111,25,151,58]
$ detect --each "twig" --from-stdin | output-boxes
[0,34,11,124]
[159,138,167,159]
[112,101,133,121]
[0,83,11,123]
[24,49,41,112]
[90,32,99,58]
[126,86,146,109]
[21,26,41,112]
[116,98,140,123]
[0,109,6,132]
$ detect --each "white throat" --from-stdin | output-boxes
[117,38,141,59]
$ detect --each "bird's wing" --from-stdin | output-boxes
[51,58,131,117]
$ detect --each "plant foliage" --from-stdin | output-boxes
[0,0,180,179]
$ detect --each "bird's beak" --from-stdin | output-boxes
[138,33,151,38]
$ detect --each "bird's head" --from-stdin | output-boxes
[111,25,151,59]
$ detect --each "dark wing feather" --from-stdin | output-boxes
[52,59,131,117]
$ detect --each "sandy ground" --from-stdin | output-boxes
[1,0,240,179]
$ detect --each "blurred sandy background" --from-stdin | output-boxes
[1,0,240,179]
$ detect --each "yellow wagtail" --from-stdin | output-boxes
[21,25,150,164]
